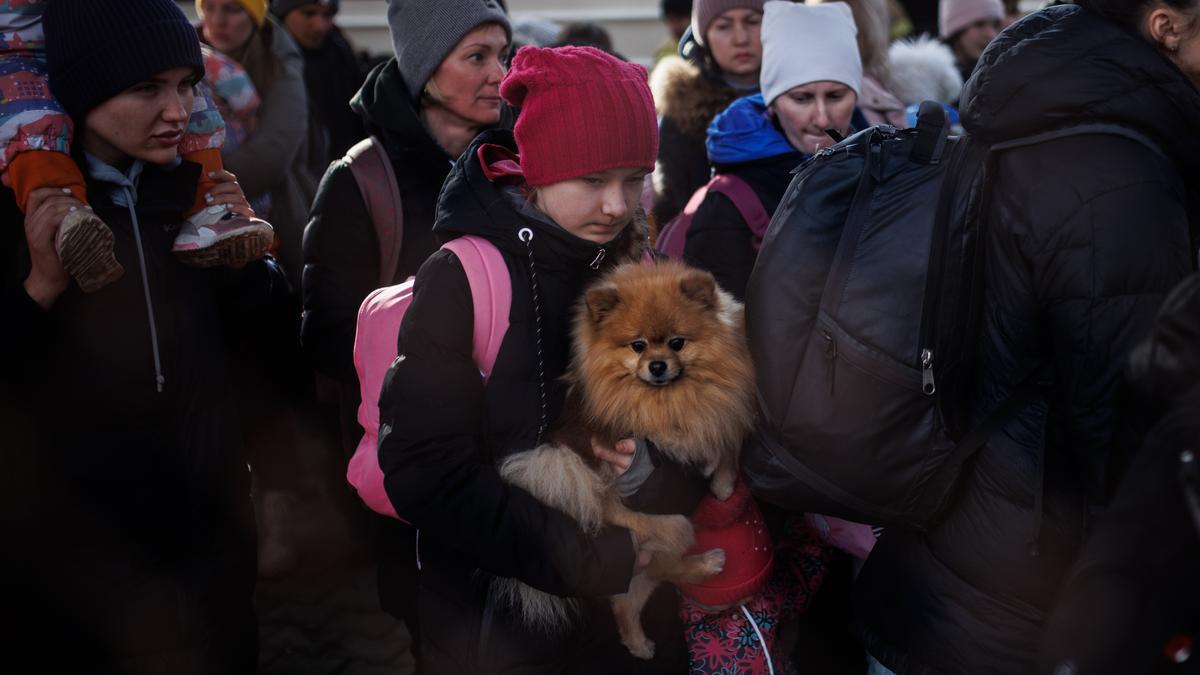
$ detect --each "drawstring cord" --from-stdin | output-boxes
[740,604,775,675]
[518,228,548,444]
[124,188,166,394]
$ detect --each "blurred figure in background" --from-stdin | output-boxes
[651,0,764,227]
[272,0,367,174]
[553,21,618,56]
[656,0,694,64]
[939,0,1004,81]
[197,0,316,290]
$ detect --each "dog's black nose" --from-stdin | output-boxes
[648,361,667,377]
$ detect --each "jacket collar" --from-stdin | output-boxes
[434,129,646,276]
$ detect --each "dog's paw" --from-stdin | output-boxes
[699,548,726,577]
[622,635,656,660]
[710,476,735,501]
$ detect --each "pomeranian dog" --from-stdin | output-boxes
[493,260,757,659]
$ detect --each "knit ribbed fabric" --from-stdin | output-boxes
[271,0,340,21]
[46,0,204,123]
[499,46,658,186]
[196,0,268,28]
[677,479,774,607]
[691,0,765,46]
[760,1,862,105]
[387,0,511,100]
[939,0,1004,38]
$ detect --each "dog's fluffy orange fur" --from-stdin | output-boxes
[494,260,757,659]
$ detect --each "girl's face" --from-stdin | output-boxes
[705,9,763,86]
[951,18,1002,63]
[201,0,257,54]
[532,167,647,245]
[424,23,509,127]
[770,81,857,155]
[83,67,196,167]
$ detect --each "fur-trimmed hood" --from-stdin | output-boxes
[887,35,963,106]
[651,55,747,139]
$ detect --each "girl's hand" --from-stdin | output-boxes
[203,169,256,219]
[591,436,638,475]
[23,187,77,308]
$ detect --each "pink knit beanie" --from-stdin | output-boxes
[939,0,1004,38]
[499,46,658,187]
[692,0,766,46]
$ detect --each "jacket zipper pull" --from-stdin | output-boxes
[921,349,936,395]
[589,247,606,270]
[824,331,837,396]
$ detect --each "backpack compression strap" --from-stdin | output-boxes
[443,236,511,382]
[346,136,404,286]
[708,174,772,250]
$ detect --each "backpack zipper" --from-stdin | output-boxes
[824,330,837,396]
[916,139,975,400]
[921,348,936,395]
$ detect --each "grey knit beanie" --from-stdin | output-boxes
[387,0,512,99]
[271,0,340,20]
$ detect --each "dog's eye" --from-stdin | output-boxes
[668,337,686,351]
[630,340,647,354]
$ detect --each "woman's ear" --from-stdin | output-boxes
[1145,5,1192,53]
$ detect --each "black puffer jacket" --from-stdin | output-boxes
[853,7,1200,674]
[649,51,749,226]
[683,153,797,301]
[376,130,705,675]
[1,158,282,673]
[302,58,461,386]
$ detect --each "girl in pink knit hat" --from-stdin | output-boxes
[939,0,1005,81]
[375,44,717,674]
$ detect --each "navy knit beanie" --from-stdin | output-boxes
[45,0,204,122]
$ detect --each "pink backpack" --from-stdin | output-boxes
[654,173,772,259]
[347,235,511,520]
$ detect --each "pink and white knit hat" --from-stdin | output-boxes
[939,0,1004,38]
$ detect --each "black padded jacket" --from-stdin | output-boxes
[853,7,1200,674]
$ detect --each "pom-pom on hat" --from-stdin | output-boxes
[677,479,774,608]
[939,0,1004,39]
[499,46,658,186]
[760,0,862,106]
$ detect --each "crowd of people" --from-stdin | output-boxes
[1,0,1197,673]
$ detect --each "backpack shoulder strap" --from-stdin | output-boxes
[442,235,511,383]
[991,122,1167,161]
[346,136,404,286]
[707,173,773,248]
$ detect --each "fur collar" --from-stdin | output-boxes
[650,56,745,139]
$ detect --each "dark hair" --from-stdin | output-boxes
[1077,0,1198,33]
[662,0,694,18]
[553,23,615,53]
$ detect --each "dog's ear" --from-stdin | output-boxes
[586,283,621,324]
[679,269,717,310]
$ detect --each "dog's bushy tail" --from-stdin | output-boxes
[498,444,606,532]
[492,444,608,631]
[489,578,583,635]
